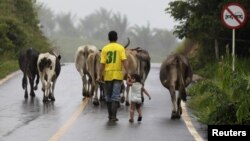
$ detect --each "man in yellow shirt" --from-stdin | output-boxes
[98,31,129,122]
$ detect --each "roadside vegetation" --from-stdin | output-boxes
[167,0,250,124]
[188,57,250,124]
[0,0,50,79]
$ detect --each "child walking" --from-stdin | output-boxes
[127,74,151,123]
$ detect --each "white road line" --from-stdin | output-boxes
[48,98,89,141]
[182,101,204,141]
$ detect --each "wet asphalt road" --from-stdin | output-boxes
[0,63,206,141]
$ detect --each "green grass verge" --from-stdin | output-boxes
[187,58,250,125]
[0,60,19,79]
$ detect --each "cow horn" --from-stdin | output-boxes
[124,38,130,48]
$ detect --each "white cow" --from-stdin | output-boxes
[75,45,102,105]
[37,52,61,103]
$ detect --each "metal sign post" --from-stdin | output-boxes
[221,3,247,71]
[232,29,235,71]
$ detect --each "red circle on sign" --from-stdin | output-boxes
[221,2,248,29]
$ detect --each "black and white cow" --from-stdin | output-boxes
[18,48,40,99]
[37,52,61,103]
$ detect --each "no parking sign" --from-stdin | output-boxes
[221,3,248,71]
[221,3,248,29]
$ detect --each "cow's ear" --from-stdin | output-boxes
[58,55,61,60]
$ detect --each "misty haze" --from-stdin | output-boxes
[36,0,179,62]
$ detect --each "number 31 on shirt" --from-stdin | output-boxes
[106,51,117,64]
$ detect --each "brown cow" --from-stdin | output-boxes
[86,51,105,105]
[131,47,151,85]
[159,54,192,119]
[121,47,151,106]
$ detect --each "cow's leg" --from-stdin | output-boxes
[125,85,130,106]
[99,84,105,101]
[120,82,125,103]
[169,85,178,119]
[50,81,56,101]
[176,95,182,119]
[43,82,50,103]
[82,74,88,97]
[179,87,187,102]
[40,72,46,92]
[22,74,28,99]
[28,76,35,97]
[34,73,39,90]
[88,75,94,97]
[87,73,93,97]
[92,85,99,106]
[43,88,48,103]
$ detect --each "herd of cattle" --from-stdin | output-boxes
[17,40,193,119]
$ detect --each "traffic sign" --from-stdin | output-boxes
[221,3,247,29]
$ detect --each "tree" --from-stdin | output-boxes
[14,0,39,28]
[78,8,129,42]
[129,24,154,50]
[37,7,178,62]
[109,12,129,40]
[55,12,79,38]
[153,28,177,52]
[166,0,250,60]
[36,3,56,37]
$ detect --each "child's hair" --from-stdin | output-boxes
[131,74,141,83]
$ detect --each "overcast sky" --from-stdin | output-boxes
[36,0,176,30]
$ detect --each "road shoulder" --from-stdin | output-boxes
[0,71,20,85]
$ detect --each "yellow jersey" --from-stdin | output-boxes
[100,42,127,81]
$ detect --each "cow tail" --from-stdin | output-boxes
[145,59,151,80]
[176,56,187,101]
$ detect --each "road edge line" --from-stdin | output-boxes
[0,71,20,85]
[48,98,89,141]
[182,101,204,141]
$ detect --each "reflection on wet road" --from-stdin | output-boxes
[0,63,205,141]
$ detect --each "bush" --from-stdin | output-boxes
[188,58,250,125]
[0,17,28,58]
[0,0,50,78]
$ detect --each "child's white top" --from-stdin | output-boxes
[130,82,142,103]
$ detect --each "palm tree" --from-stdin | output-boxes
[36,3,56,37]
[153,28,177,53]
[55,12,79,38]
[109,12,129,41]
[78,8,129,44]
[129,24,154,50]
